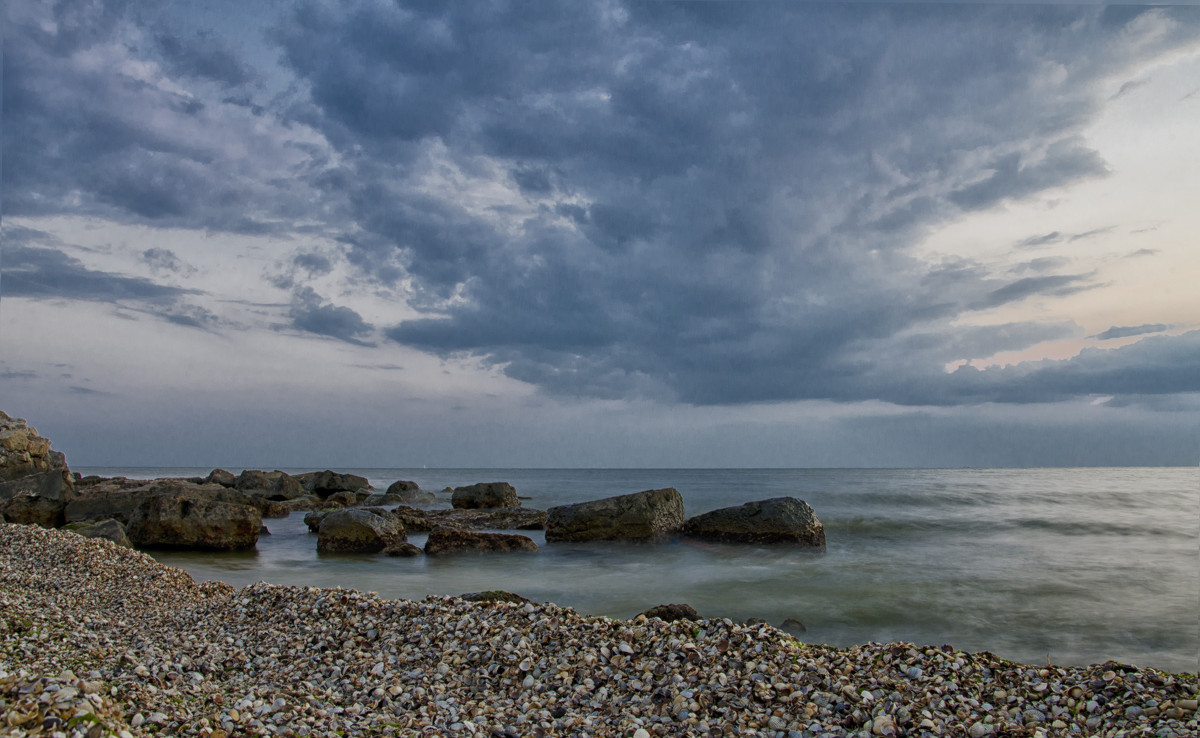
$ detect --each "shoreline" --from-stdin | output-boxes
[2,523,1197,737]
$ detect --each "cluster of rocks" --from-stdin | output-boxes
[3,524,1197,738]
[301,485,826,560]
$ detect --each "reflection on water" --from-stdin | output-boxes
[90,467,1198,673]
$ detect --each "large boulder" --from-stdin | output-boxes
[295,470,372,499]
[390,505,547,532]
[317,509,406,554]
[451,482,520,510]
[0,412,74,527]
[235,470,305,500]
[545,488,685,542]
[61,518,133,548]
[682,497,825,548]
[424,528,538,556]
[125,482,261,550]
[204,468,238,487]
[65,478,292,525]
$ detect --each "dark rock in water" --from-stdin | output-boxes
[781,617,807,633]
[61,518,132,548]
[682,497,825,548]
[295,470,372,498]
[326,489,368,507]
[390,505,547,532]
[126,482,261,551]
[459,590,532,604]
[384,541,423,557]
[424,528,538,556]
[235,470,305,500]
[204,469,238,488]
[744,617,770,626]
[451,482,521,510]
[65,478,295,526]
[316,509,406,554]
[639,603,699,622]
[304,509,333,533]
[545,488,685,542]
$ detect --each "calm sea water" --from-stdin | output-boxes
[75,467,1199,674]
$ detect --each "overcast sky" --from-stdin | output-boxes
[2,0,1197,468]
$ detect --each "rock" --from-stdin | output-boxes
[316,509,406,554]
[383,480,436,504]
[235,470,305,500]
[304,509,334,533]
[781,617,807,634]
[0,413,74,527]
[61,518,132,548]
[294,470,372,498]
[65,478,294,525]
[204,469,238,487]
[125,482,261,550]
[424,528,538,556]
[639,603,699,622]
[682,497,825,548]
[545,488,685,542]
[390,505,547,532]
[459,590,532,604]
[279,494,324,512]
[326,489,368,507]
[451,482,521,509]
[383,542,423,557]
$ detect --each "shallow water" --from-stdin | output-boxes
[78,467,1199,673]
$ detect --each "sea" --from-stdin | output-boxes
[74,466,1199,675]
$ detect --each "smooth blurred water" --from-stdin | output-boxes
[76,467,1199,673]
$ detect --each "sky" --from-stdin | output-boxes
[1,0,1198,468]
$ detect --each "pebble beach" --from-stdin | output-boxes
[1,524,1196,738]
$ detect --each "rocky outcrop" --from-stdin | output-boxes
[316,509,406,554]
[125,482,261,550]
[390,505,547,532]
[545,488,685,542]
[639,603,699,622]
[295,470,372,499]
[424,528,538,556]
[682,497,825,548]
[451,482,520,510]
[61,518,132,548]
[235,470,306,500]
[0,412,74,527]
[204,469,238,487]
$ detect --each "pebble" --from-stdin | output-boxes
[2,523,1198,737]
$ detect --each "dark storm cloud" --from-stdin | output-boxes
[2,0,326,233]
[266,1,1198,407]
[155,31,253,87]
[1091,324,1169,341]
[3,245,195,303]
[287,288,375,345]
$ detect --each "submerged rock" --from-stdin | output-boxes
[390,505,547,532]
[545,488,685,542]
[682,497,825,548]
[424,528,538,556]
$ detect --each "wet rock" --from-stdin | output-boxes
[639,603,700,622]
[390,505,547,532]
[204,468,238,487]
[235,470,305,500]
[424,528,538,556]
[545,488,685,542]
[459,590,532,604]
[60,518,132,548]
[294,470,372,499]
[682,497,825,548]
[451,482,520,509]
[316,509,406,554]
[383,541,423,557]
[781,617,807,634]
[126,482,261,551]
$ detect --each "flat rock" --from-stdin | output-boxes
[424,528,538,556]
[682,496,825,548]
[61,518,132,548]
[545,488,685,542]
[390,505,547,532]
